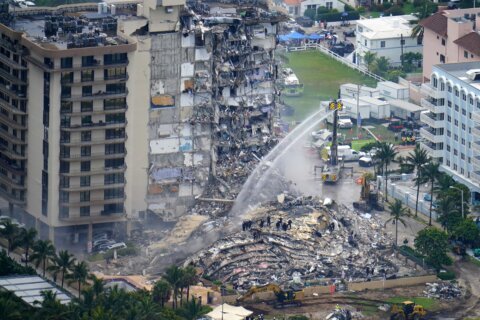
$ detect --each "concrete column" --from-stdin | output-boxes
[87,223,93,254]
[8,203,13,216]
[48,226,55,243]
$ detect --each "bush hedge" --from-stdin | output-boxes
[437,270,456,280]
[316,11,360,22]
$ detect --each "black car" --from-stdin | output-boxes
[343,29,355,37]
[295,16,313,28]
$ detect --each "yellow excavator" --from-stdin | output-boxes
[237,284,304,308]
[390,301,427,320]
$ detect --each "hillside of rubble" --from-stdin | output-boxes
[185,196,425,291]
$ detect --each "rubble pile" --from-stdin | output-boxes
[424,282,462,300]
[186,196,408,290]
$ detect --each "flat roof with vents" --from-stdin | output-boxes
[0,275,72,307]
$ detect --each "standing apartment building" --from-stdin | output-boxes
[0,0,283,247]
[355,15,422,67]
[420,8,480,82]
[420,62,480,204]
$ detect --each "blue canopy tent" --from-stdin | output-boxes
[288,31,306,40]
[278,34,290,42]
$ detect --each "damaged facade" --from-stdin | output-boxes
[0,0,285,245]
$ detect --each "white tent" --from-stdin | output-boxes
[206,303,253,320]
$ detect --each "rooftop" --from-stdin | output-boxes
[357,15,417,40]
[434,61,480,91]
[0,275,72,306]
[389,99,425,113]
[453,32,480,56]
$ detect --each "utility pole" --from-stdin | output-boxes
[400,34,404,69]
[356,83,360,138]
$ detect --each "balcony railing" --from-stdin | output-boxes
[420,127,443,143]
[60,151,126,161]
[472,156,480,169]
[60,106,127,116]
[0,188,25,206]
[61,90,128,102]
[60,136,126,146]
[60,196,125,207]
[420,141,443,158]
[420,98,445,114]
[421,83,445,99]
[420,111,444,128]
[60,121,127,131]
[60,165,126,177]
[473,141,480,153]
[473,112,480,124]
[60,182,125,192]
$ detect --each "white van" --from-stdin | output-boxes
[326,145,364,162]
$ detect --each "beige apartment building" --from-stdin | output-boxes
[0,0,282,248]
[420,8,480,82]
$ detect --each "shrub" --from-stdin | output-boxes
[316,11,359,22]
[356,6,366,13]
[317,6,330,14]
[385,5,404,16]
[437,270,456,280]
[344,4,355,11]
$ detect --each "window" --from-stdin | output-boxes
[461,153,465,160]
[81,161,90,172]
[380,41,385,48]
[61,72,73,84]
[462,138,465,145]
[364,39,367,46]
[470,97,474,105]
[433,77,438,88]
[462,123,466,130]
[105,158,124,168]
[106,83,125,94]
[104,98,126,110]
[454,119,458,126]
[461,168,464,174]
[454,134,458,141]
[80,206,90,217]
[61,116,71,128]
[463,93,467,101]
[60,207,69,218]
[464,50,468,58]
[468,157,471,163]
[60,176,69,188]
[454,149,458,156]
[105,113,125,124]
[105,143,125,155]
[447,130,451,137]
[104,188,123,199]
[81,146,91,156]
[104,53,127,65]
[447,145,450,151]
[60,145,70,158]
[82,86,92,97]
[60,101,72,114]
[447,160,450,166]
[469,112,472,119]
[447,115,451,122]
[81,115,92,126]
[448,101,452,107]
[80,191,90,202]
[59,191,69,203]
[81,131,91,142]
[448,85,452,93]
[61,57,73,69]
[106,128,125,139]
[104,67,126,80]
[81,101,93,112]
[103,203,123,215]
[440,54,445,63]
[326,1,332,9]
[81,70,94,82]
[462,109,466,116]
[61,86,71,98]
[60,161,69,173]
[440,82,445,91]
[60,131,70,143]
[105,173,124,185]
[80,176,90,187]
[81,56,95,67]
[455,89,459,97]
[441,38,445,46]
[455,104,459,112]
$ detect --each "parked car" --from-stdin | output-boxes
[295,16,313,28]
[106,242,127,251]
[343,29,355,37]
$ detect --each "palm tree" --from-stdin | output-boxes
[434,173,455,198]
[0,293,23,320]
[422,162,440,226]
[407,146,429,217]
[363,51,377,71]
[30,239,56,277]
[35,290,70,320]
[179,265,197,305]
[177,297,211,320]
[89,274,104,298]
[376,142,398,202]
[410,0,437,44]
[18,227,37,267]
[435,195,461,232]
[164,265,184,309]
[375,56,390,74]
[49,250,76,288]
[0,220,19,256]
[152,279,171,308]
[386,199,409,249]
[68,261,89,299]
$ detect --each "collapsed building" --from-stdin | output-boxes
[0,0,286,246]
[185,196,423,290]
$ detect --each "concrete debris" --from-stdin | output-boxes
[424,282,462,300]
[326,308,352,320]
[185,196,420,291]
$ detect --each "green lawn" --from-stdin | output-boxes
[387,297,438,311]
[283,51,377,121]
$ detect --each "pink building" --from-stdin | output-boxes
[420,8,480,82]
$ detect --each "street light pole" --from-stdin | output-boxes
[450,186,465,219]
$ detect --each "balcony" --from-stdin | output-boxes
[0,54,28,70]
[420,111,444,128]
[60,182,125,192]
[471,171,480,183]
[61,90,128,102]
[0,188,25,206]
[420,141,443,158]
[0,100,26,115]
[60,165,126,177]
[0,84,27,100]
[0,113,26,130]
[473,141,480,153]
[0,146,26,160]
[420,98,445,113]
[0,159,26,176]
[62,75,128,87]
[0,129,27,145]
[472,156,480,169]
[58,210,126,223]
[60,196,125,207]
[472,126,480,138]
[60,152,126,161]
[421,83,445,99]
[0,174,25,189]
[60,121,127,132]
[473,112,480,124]
[0,68,27,85]
[420,127,444,143]
[60,136,126,146]
[60,106,127,116]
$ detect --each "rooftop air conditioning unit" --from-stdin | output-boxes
[165,6,173,13]
[466,69,480,81]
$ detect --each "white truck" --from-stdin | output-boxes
[325,145,364,162]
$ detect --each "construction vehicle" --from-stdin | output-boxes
[319,99,343,183]
[237,283,304,308]
[353,172,383,211]
[390,301,427,320]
